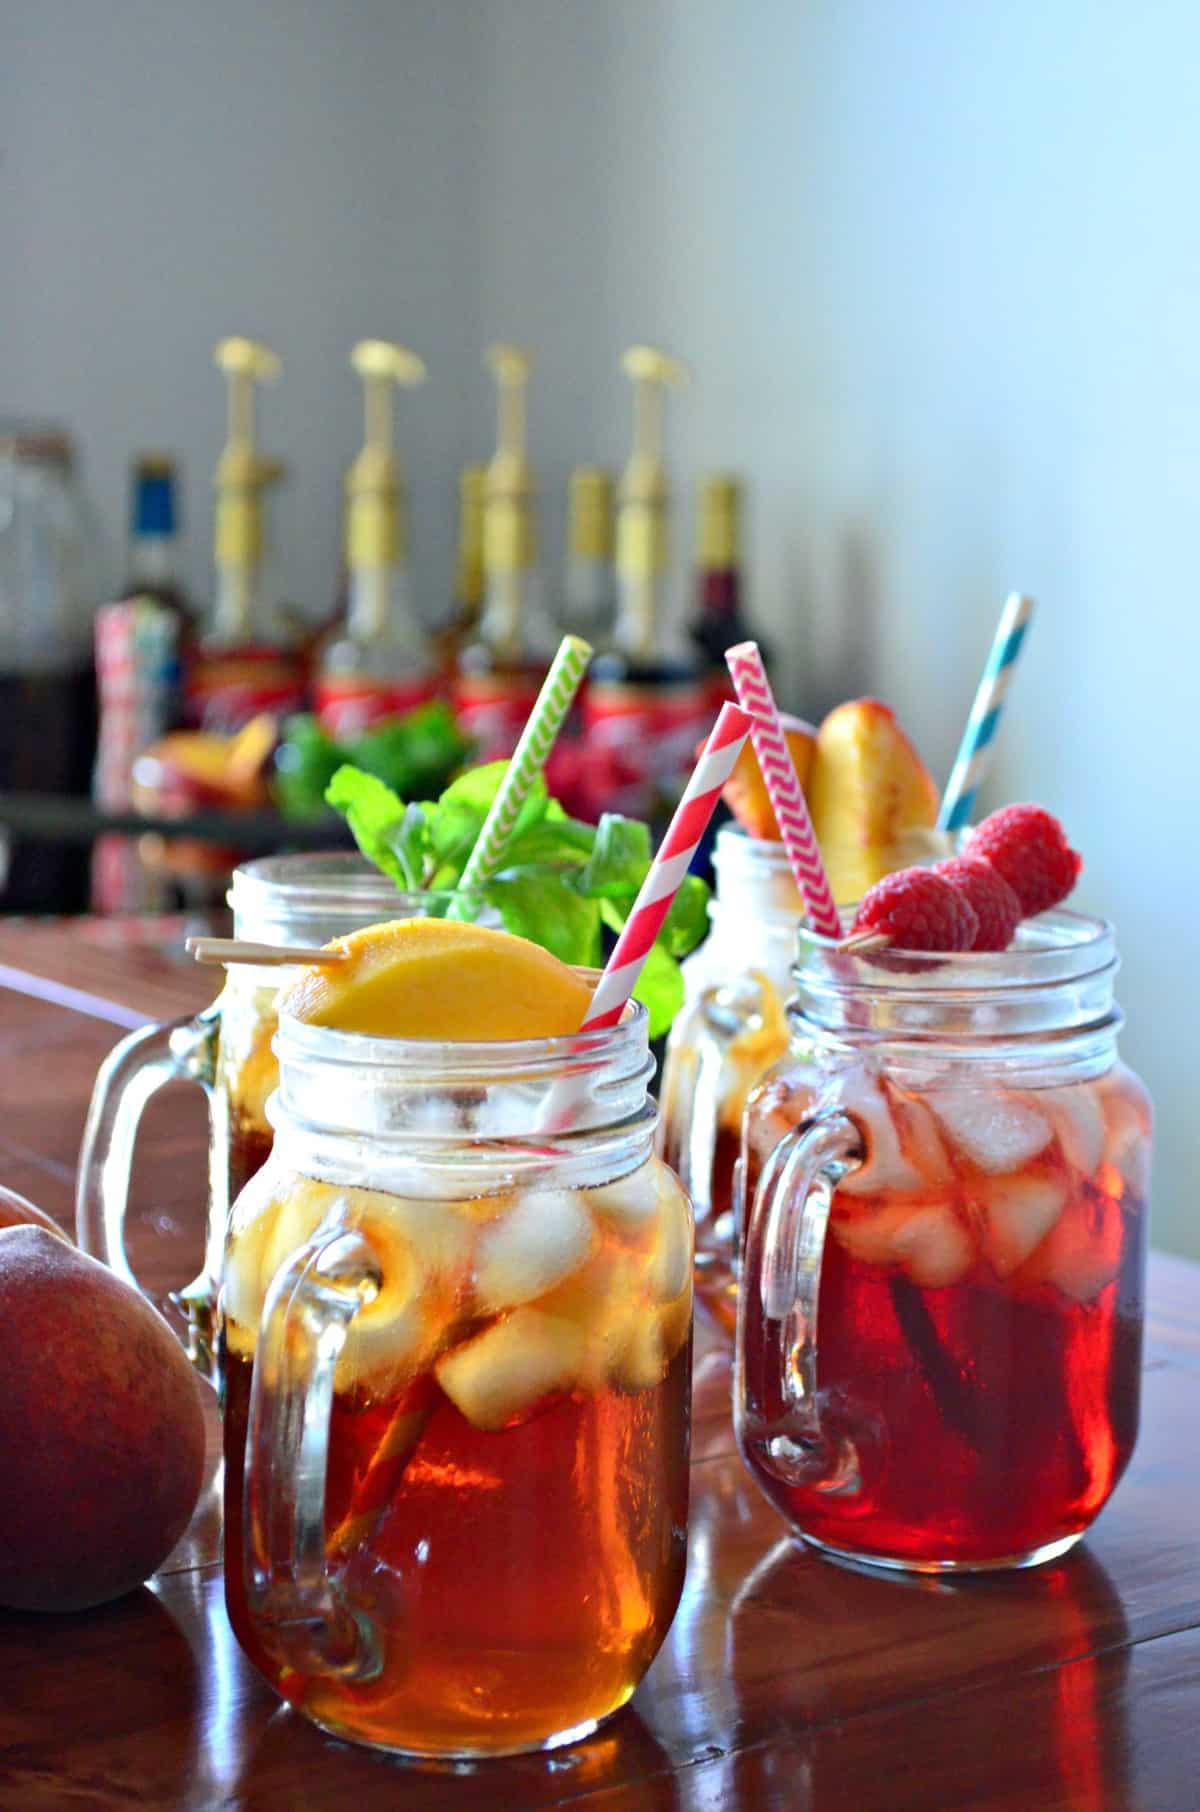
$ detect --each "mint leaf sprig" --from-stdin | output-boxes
[324,762,710,1038]
[274,701,472,821]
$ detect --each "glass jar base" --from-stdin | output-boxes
[796,1527,1085,1578]
[295,1703,619,1763]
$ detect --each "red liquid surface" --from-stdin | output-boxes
[223,1342,691,1754]
[738,1070,1149,1567]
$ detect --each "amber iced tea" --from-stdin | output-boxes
[222,1158,693,1755]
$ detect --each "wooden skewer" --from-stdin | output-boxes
[186,936,349,968]
[836,930,890,954]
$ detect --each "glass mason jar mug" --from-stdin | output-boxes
[737,911,1151,1574]
[658,829,799,1335]
[77,854,478,1371]
[223,998,694,1758]
[659,824,953,1338]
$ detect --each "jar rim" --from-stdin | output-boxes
[274,981,645,1070]
[229,851,477,916]
[790,907,1120,1048]
[269,985,655,1173]
[796,905,1114,989]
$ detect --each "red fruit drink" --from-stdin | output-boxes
[659,826,949,1337]
[736,912,1151,1572]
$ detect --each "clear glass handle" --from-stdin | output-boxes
[659,975,771,1243]
[243,1220,384,1682]
[735,1110,863,1487]
[76,1008,218,1291]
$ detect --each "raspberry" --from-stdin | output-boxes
[850,867,979,952]
[935,856,1023,951]
[964,805,1082,917]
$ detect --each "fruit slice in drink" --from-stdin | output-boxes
[284,917,594,1038]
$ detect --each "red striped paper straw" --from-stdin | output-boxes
[580,702,754,1031]
[724,641,842,937]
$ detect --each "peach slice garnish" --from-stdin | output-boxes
[719,715,817,840]
[806,698,941,903]
[280,918,595,1041]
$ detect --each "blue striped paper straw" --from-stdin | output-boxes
[937,592,1036,832]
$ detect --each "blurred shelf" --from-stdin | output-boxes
[0,793,352,852]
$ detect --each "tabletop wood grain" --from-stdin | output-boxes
[0,918,1196,1812]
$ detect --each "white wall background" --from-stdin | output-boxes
[1,1,1194,1255]
[1,0,484,616]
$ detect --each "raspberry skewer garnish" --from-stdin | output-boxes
[963,803,1082,917]
[935,856,1022,951]
[844,869,979,953]
[842,804,1081,956]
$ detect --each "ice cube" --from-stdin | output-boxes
[976,1174,1067,1277]
[256,1182,471,1394]
[399,1092,465,1135]
[381,1192,474,1279]
[649,1176,693,1301]
[258,1176,347,1301]
[612,1290,693,1392]
[222,1174,291,1355]
[1099,1075,1153,1199]
[1040,1088,1105,1176]
[834,1198,974,1288]
[829,1070,927,1197]
[340,1208,455,1395]
[928,1088,1053,1174]
[473,1189,597,1312]
[1029,1201,1123,1304]
[586,1162,661,1230]
[885,1084,954,1187]
[436,1309,585,1430]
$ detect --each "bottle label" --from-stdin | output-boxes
[185,645,308,732]
[582,677,715,818]
[315,674,436,740]
[454,671,541,763]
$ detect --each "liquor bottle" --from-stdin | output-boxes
[689,473,761,705]
[455,346,554,761]
[185,338,307,732]
[432,464,486,678]
[561,467,616,642]
[314,340,434,738]
[583,347,712,821]
[0,425,103,910]
[123,455,191,626]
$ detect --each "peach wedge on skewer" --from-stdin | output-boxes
[806,699,942,904]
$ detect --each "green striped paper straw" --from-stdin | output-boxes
[937,592,1035,832]
[457,634,593,892]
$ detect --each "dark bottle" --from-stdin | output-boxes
[689,474,764,704]
[123,455,191,625]
[0,426,100,909]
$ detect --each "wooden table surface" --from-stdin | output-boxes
[0,917,1197,1812]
